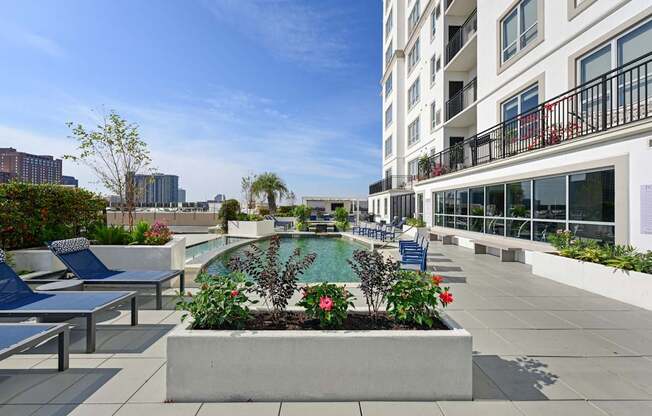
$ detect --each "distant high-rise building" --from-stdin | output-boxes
[61,175,78,187]
[178,188,186,203]
[132,173,179,204]
[213,193,226,202]
[0,171,14,183]
[0,148,62,184]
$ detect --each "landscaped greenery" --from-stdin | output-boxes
[0,182,106,250]
[293,205,311,231]
[549,230,652,274]
[276,205,297,216]
[90,220,172,245]
[178,239,454,330]
[236,213,263,221]
[406,217,426,227]
[251,172,288,214]
[334,207,349,231]
[217,199,241,233]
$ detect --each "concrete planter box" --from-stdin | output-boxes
[530,252,652,310]
[166,315,472,402]
[227,220,275,238]
[10,236,185,273]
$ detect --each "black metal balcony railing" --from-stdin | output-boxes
[445,9,477,64]
[369,175,416,195]
[446,77,477,121]
[418,52,652,182]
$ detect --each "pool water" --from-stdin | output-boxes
[185,236,248,262]
[205,236,367,282]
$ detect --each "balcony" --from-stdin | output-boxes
[369,175,416,195]
[418,52,652,182]
[445,77,477,125]
[445,0,476,17]
[445,9,477,67]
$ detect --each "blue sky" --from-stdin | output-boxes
[0,0,382,201]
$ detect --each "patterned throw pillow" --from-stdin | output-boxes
[50,238,91,255]
[0,249,5,264]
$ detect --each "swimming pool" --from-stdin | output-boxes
[205,236,368,282]
[185,236,248,262]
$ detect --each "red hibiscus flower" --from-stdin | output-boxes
[230,290,239,298]
[319,296,333,311]
[439,291,454,305]
[431,275,444,285]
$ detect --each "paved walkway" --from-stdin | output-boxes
[2,242,652,415]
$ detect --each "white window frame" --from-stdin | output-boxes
[430,101,436,130]
[500,0,538,64]
[385,104,393,128]
[385,72,393,98]
[385,40,393,67]
[407,157,419,177]
[408,77,421,110]
[430,54,436,85]
[408,0,421,35]
[407,37,420,73]
[430,8,437,41]
[501,83,539,121]
[384,135,393,158]
[408,117,421,146]
[385,9,393,39]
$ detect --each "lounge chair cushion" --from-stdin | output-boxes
[49,238,91,255]
[0,324,60,351]
[0,291,129,312]
[77,270,180,283]
[0,249,5,264]
[0,263,34,304]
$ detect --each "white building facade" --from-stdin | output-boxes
[370,0,652,249]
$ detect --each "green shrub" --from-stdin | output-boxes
[293,205,311,231]
[217,199,240,233]
[405,217,426,227]
[177,272,256,330]
[386,271,453,328]
[236,213,263,221]
[276,205,296,216]
[0,182,106,250]
[130,220,150,244]
[258,207,270,216]
[91,225,132,245]
[297,283,355,329]
[334,207,349,231]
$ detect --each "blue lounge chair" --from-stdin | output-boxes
[0,323,69,371]
[0,250,137,353]
[399,234,423,254]
[48,238,184,310]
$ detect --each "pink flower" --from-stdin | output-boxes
[319,296,333,311]
[230,290,239,298]
[301,287,308,298]
[439,291,454,305]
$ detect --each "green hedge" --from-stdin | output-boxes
[0,182,107,250]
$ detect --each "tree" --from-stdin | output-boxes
[251,172,288,214]
[241,173,257,212]
[286,191,296,206]
[218,199,241,233]
[65,110,153,230]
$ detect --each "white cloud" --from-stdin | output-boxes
[0,24,65,58]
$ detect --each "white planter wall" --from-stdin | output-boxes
[166,317,472,402]
[227,220,275,238]
[530,252,652,310]
[10,236,185,272]
[402,225,428,239]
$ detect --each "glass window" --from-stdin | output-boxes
[444,190,455,215]
[417,193,424,221]
[455,216,468,230]
[385,104,393,128]
[617,19,652,67]
[444,215,455,228]
[385,40,393,66]
[502,84,538,121]
[486,185,504,217]
[470,217,484,232]
[407,158,419,177]
[435,192,444,214]
[385,73,393,97]
[580,44,611,84]
[455,189,468,215]
[507,219,531,240]
[408,0,421,34]
[384,136,393,157]
[569,169,614,222]
[408,117,420,145]
[570,223,615,244]
[430,101,436,129]
[408,37,420,73]
[408,77,421,109]
[486,218,505,236]
[507,181,531,218]
[501,0,538,63]
[469,187,484,216]
[533,221,565,242]
[435,215,444,226]
[534,176,565,219]
[385,9,393,39]
[430,55,436,84]
[431,8,437,38]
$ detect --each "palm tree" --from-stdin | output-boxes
[251,172,288,213]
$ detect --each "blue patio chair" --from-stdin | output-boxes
[351,222,365,235]
[401,241,429,272]
[399,233,422,254]
[48,238,184,310]
[382,225,398,241]
[0,323,69,371]
[310,215,317,221]
[0,249,137,353]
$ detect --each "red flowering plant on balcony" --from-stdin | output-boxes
[143,221,173,245]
